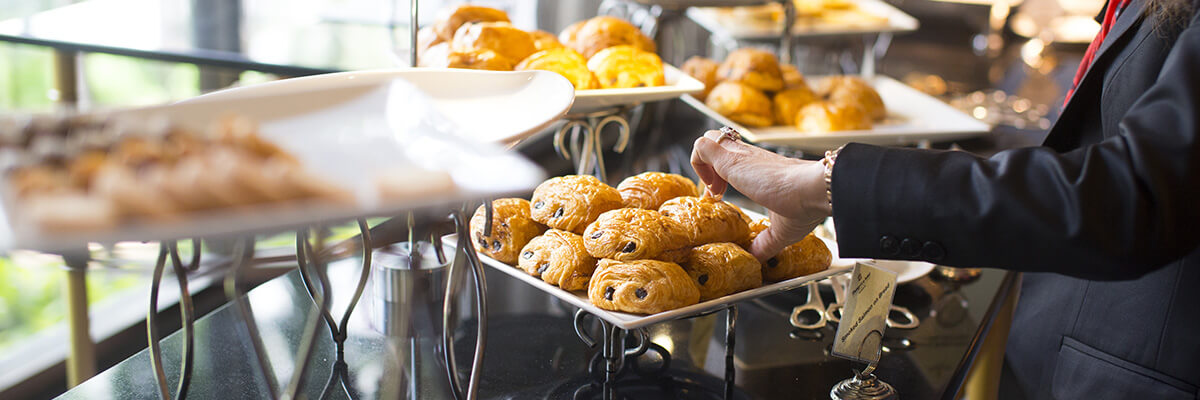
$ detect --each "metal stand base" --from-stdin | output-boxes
[554,108,632,183]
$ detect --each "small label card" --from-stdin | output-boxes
[831,261,899,364]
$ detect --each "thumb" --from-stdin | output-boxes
[749,214,815,263]
[691,135,728,196]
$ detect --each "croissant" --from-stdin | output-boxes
[748,218,831,282]
[616,172,699,210]
[582,208,688,262]
[518,229,597,290]
[469,198,547,264]
[658,196,751,247]
[684,243,762,301]
[530,175,624,234]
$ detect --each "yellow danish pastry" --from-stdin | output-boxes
[684,243,762,301]
[582,208,688,262]
[469,198,547,265]
[518,229,597,291]
[530,175,624,234]
[616,171,699,210]
[588,259,700,314]
[587,45,665,89]
[658,196,751,247]
[748,218,831,282]
[516,48,599,90]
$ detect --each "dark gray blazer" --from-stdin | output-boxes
[830,0,1200,398]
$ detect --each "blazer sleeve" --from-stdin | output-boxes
[831,11,1200,281]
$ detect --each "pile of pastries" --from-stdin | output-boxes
[417,5,664,90]
[682,48,886,133]
[469,172,831,315]
[712,0,890,32]
[3,114,350,231]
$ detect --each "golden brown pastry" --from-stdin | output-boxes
[773,86,819,126]
[516,48,599,90]
[780,64,807,89]
[588,259,700,314]
[796,100,872,133]
[819,76,886,121]
[530,175,624,234]
[705,81,774,127]
[417,26,444,58]
[559,16,656,59]
[470,198,547,265]
[617,172,699,210]
[582,208,688,262]
[445,48,515,71]
[717,48,784,92]
[684,243,762,301]
[748,218,831,282]
[451,22,536,64]
[658,196,751,247]
[518,229,597,290]
[528,29,564,51]
[587,45,665,89]
[681,56,720,100]
[433,4,510,41]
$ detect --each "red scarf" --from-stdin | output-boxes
[1065,0,1133,103]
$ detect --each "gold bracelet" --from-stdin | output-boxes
[821,145,844,207]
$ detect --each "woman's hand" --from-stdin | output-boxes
[690,129,832,262]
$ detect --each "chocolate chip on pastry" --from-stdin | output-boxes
[582,208,688,262]
[518,229,597,291]
[748,218,831,282]
[470,198,547,265]
[658,196,751,247]
[684,243,762,301]
[616,172,699,210]
[530,175,623,234]
[588,259,700,314]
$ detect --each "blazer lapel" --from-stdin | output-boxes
[1052,0,1146,141]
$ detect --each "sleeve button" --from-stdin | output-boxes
[880,236,899,255]
[900,238,920,257]
[921,241,946,262]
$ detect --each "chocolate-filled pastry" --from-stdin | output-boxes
[684,243,762,301]
[433,4,510,41]
[705,81,774,127]
[470,198,547,265]
[818,76,886,121]
[748,218,831,282]
[617,171,699,210]
[516,48,599,90]
[681,56,720,101]
[658,196,751,247]
[773,86,819,126]
[451,22,536,64]
[587,45,665,89]
[716,48,784,92]
[588,259,700,314]
[530,175,624,234]
[559,16,656,59]
[444,48,515,71]
[518,229,597,290]
[582,208,688,261]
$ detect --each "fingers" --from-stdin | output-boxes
[690,132,727,196]
[749,213,819,262]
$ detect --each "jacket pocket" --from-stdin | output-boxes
[1052,336,1196,399]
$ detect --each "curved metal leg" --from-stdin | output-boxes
[724,306,738,400]
[225,238,280,398]
[285,230,332,400]
[146,241,199,400]
[591,114,631,183]
[445,208,489,400]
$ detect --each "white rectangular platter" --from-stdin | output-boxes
[449,211,850,330]
[570,65,705,114]
[0,69,570,253]
[686,0,919,39]
[682,75,991,151]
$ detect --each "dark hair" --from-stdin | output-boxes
[1147,0,1193,36]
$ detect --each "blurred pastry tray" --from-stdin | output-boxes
[682,75,991,151]
[448,210,850,330]
[570,65,705,114]
[686,0,919,39]
[0,69,571,253]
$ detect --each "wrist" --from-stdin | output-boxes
[799,160,833,216]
